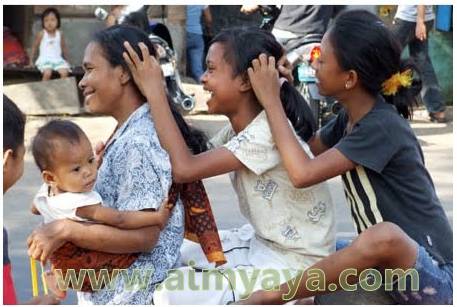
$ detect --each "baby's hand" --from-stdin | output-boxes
[247,54,282,109]
[94,141,105,169]
[157,198,173,230]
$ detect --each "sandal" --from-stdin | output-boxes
[429,112,448,123]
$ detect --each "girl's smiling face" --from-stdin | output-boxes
[200,42,244,115]
[78,42,124,116]
[313,32,348,98]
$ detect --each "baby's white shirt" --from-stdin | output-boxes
[33,183,102,224]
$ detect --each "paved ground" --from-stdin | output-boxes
[3,110,452,304]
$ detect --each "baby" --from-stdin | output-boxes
[31,119,170,297]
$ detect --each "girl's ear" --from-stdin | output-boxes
[345,69,358,90]
[42,170,57,186]
[239,73,252,93]
[3,149,13,169]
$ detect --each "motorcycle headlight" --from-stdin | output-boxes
[310,46,321,64]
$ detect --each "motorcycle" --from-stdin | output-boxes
[258,6,340,128]
[286,34,341,128]
[95,6,195,113]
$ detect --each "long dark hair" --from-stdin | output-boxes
[211,27,316,142]
[92,25,207,154]
[328,10,421,119]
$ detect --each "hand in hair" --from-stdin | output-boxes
[277,55,294,83]
[247,53,282,109]
[122,41,165,99]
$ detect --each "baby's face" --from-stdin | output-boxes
[50,135,98,193]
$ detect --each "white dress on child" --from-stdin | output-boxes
[35,30,70,72]
[33,183,102,224]
[153,111,336,304]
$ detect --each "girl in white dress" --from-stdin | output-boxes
[29,7,70,81]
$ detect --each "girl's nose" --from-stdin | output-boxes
[78,75,86,90]
[200,71,208,84]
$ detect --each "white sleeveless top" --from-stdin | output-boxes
[35,30,65,64]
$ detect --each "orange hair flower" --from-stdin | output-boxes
[381,69,413,96]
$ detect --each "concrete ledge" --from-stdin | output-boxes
[4,77,80,115]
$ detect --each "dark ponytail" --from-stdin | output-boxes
[280,81,316,141]
[211,27,316,141]
[169,103,208,154]
[381,60,422,119]
[94,25,208,154]
[329,10,422,119]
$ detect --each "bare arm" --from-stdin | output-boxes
[263,103,355,187]
[307,132,330,157]
[203,6,213,35]
[203,6,213,24]
[29,31,43,66]
[123,42,244,183]
[27,218,160,263]
[247,54,356,188]
[415,5,427,41]
[76,201,171,230]
[416,5,425,23]
[60,32,70,64]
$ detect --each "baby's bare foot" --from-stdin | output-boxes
[45,271,67,300]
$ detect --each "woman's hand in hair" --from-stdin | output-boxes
[123,41,166,100]
[247,53,282,109]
